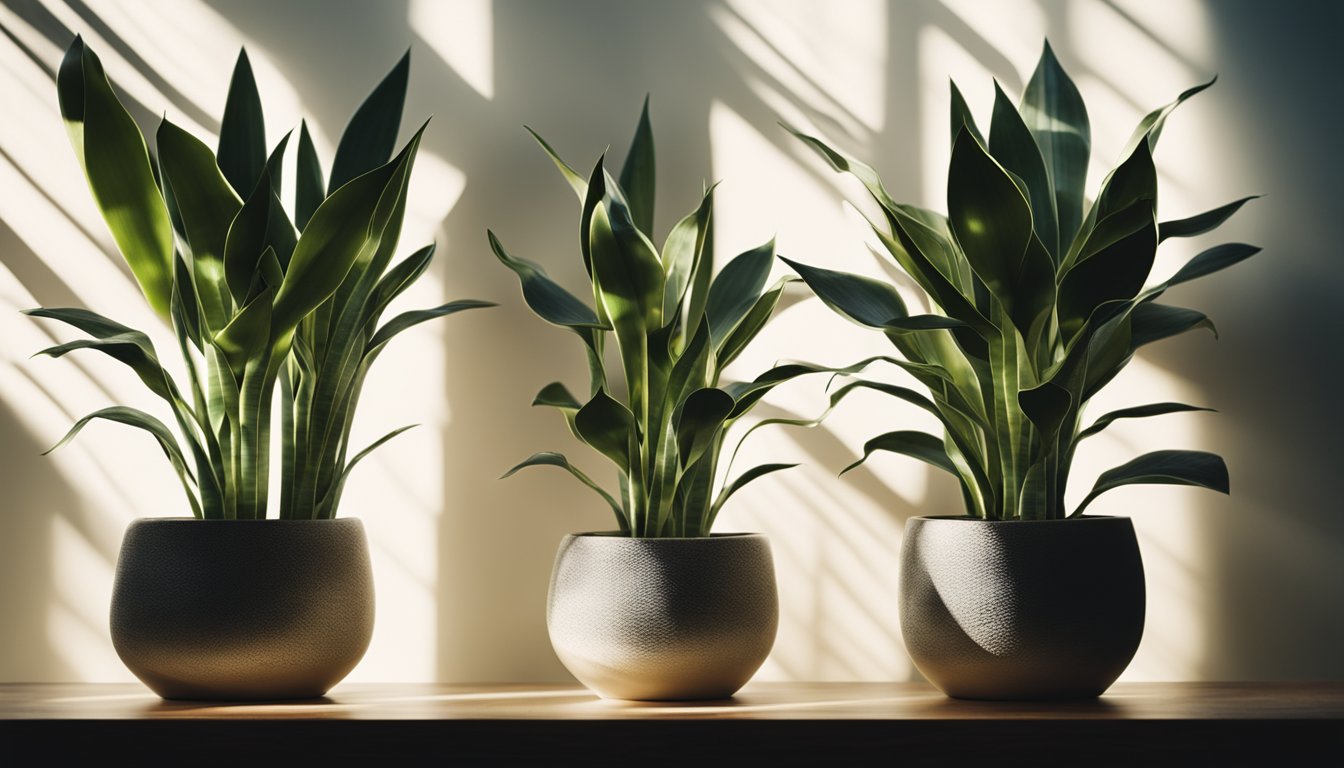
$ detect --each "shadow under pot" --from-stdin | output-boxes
[110,518,374,701]
[547,532,778,701]
[900,515,1145,700]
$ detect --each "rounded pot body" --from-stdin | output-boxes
[900,515,1144,700]
[547,532,778,701]
[111,518,374,700]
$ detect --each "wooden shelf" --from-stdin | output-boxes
[3,682,1341,764]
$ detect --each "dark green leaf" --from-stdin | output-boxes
[488,230,604,328]
[501,451,626,532]
[841,431,959,477]
[779,256,905,327]
[1130,302,1216,348]
[1018,381,1072,445]
[1073,449,1228,516]
[712,463,798,517]
[707,239,775,344]
[1160,196,1258,242]
[619,95,655,235]
[329,50,409,193]
[1079,402,1214,440]
[990,80,1059,260]
[717,277,789,368]
[676,387,734,467]
[661,185,715,319]
[1168,243,1261,287]
[295,120,325,231]
[1020,40,1090,252]
[368,299,495,356]
[526,126,586,201]
[212,286,272,378]
[574,388,634,469]
[1058,215,1157,339]
[947,129,1033,312]
[949,79,983,146]
[217,48,266,197]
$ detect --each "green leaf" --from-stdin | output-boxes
[1121,77,1216,157]
[213,286,272,378]
[1079,402,1214,440]
[882,314,966,333]
[45,406,201,519]
[840,431,959,477]
[1073,449,1228,516]
[295,120,325,231]
[525,126,587,201]
[57,37,174,319]
[661,185,715,319]
[315,425,417,519]
[717,277,790,367]
[676,387,734,467]
[619,95,655,235]
[574,388,634,469]
[156,117,243,331]
[223,159,280,304]
[1130,302,1217,348]
[707,239,775,344]
[711,463,798,518]
[1058,215,1157,339]
[367,299,494,358]
[1020,40,1090,250]
[589,198,663,420]
[949,79,984,146]
[488,230,605,328]
[1018,381,1072,445]
[276,124,426,334]
[501,451,626,532]
[217,48,266,198]
[946,129,1034,314]
[328,50,409,193]
[779,256,905,327]
[990,80,1059,260]
[1167,243,1261,287]
[1160,196,1258,242]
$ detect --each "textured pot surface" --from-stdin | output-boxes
[900,515,1145,700]
[111,518,374,701]
[547,532,778,701]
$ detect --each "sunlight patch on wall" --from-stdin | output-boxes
[917,26,994,208]
[49,516,131,680]
[411,0,494,100]
[938,0,1047,73]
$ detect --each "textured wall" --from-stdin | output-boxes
[1,0,1340,683]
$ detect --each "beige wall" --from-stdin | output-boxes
[1,0,1340,683]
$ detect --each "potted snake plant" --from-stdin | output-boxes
[27,38,490,700]
[492,100,835,701]
[783,42,1261,699]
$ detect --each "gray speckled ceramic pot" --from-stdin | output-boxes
[110,518,374,701]
[900,515,1144,700]
[547,532,778,701]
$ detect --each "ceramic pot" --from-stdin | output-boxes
[547,532,778,701]
[110,518,374,700]
[899,515,1144,700]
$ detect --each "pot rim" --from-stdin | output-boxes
[908,514,1130,524]
[128,517,364,524]
[565,530,766,541]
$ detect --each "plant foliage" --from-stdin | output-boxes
[494,100,825,537]
[30,38,491,519]
[784,41,1257,520]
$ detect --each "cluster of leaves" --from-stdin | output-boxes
[783,42,1259,520]
[492,101,829,537]
[29,38,489,519]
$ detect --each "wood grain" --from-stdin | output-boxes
[2,682,1340,764]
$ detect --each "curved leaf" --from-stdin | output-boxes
[488,231,605,329]
[706,239,775,344]
[315,424,416,519]
[990,80,1058,260]
[58,38,174,319]
[1167,243,1262,287]
[526,126,586,201]
[1079,402,1214,440]
[949,79,984,146]
[779,256,905,327]
[947,129,1034,311]
[367,299,496,358]
[574,388,634,470]
[1160,196,1259,242]
[1129,302,1217,348]
[676,387,734,467]
[501,451,626,532]
[1073,449,1228,516]
[711,463,798,518]
[661,185,715,320]
[841,431,959,477]
[329,50,409,193]
[295,120,325,231]
[717,276,790,367]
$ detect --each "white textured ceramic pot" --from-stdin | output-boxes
[547,532,778,701]
[110,518,375,700]
[900,515,1145,700]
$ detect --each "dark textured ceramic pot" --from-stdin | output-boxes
[547,532,778,701]
[900,515,1144,700]
[110,518,374,701]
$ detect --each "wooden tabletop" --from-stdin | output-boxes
[3,682,1341,764]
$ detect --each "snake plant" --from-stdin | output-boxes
[27,38,490,519]
[783,42,1260,520]
[492,100,831,537]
